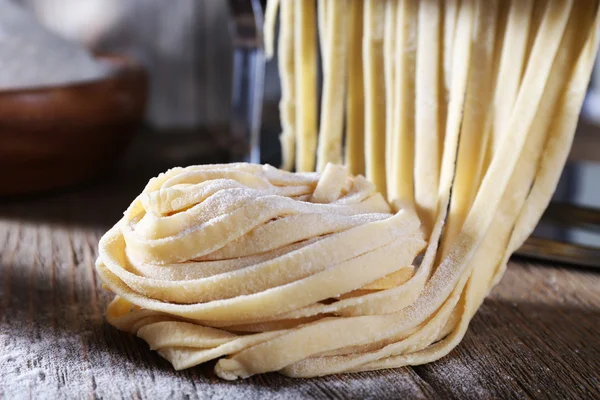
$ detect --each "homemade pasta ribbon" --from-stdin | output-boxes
[96,163,426,378]
[96,0,600,380]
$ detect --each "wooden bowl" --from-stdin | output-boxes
[0,54,148,196]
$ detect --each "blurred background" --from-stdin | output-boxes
[19,0,240,129]
[5,0,600,168]
[19,0,283,151]
[1,0,599,264]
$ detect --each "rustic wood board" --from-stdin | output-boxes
[1,134,599,399]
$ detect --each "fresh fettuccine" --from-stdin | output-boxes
[96,0,600,380]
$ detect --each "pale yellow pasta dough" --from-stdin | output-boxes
[96,0,600,380]
[97,163,426,377]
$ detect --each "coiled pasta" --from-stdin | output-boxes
[96,0,600,379]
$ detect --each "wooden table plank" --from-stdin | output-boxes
[1,133,599,399]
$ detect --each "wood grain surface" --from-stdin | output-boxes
[1,133,599,400]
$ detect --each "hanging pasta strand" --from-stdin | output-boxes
[414,0,442,235]
[344,0,366,176]
[384,0,398,196]
[445,0,575,279]
[390,0,418,205]
[419,0,591,367]
[438,0,460,174]
[294,0,318,172]
[523,0,550,73]
[263,0,280,59]
[345,0,582,373]
[277,0,296,171]
[479,0,510,173]
[318,0,329,69]
[442,0,460,95]
[440,0,500,257]
[500,0,599,281]
[316,0,350,171]
[363,0,388,197]
[475,0,594,298]
[489,0,535,155]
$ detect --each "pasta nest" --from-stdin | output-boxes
[96,163,427,379]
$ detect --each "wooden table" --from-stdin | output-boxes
[1,133,599,400]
